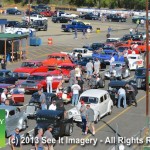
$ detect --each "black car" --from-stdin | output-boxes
[31,20,48,31]
[108,81,138,105]
[52,16,70,23]
[107,14,126,22]
[14,21,30,28]
[80,13,99,20]
[91,42,105,50]
[5,21,20,27]
[0,70,18,84]
[6,8,22,15]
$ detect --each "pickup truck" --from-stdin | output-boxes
[61,21,92,32]
[22,14,48,22]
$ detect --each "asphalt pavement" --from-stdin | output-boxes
[0,14,148,150]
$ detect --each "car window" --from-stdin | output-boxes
[100,96,104,102]
[0,72,4,77]
[5,71,13,77]
[80,96,98,104]
[104,94,107,100]
[9,110,15,116]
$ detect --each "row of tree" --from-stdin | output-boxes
[6,0,149,10]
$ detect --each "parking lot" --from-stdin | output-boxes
[0,14,148,150]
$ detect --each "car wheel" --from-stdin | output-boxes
[109,19,112,22]
[65,123,73,136]
[22,120,27,130]
[95,115,100,124]
[108,106,113,115]
[87,28,91,33]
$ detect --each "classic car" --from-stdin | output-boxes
[127,54,144,70]
[30,20,48,31]
[117,45,140,54]
[13,60,48,79]
[52,16,71,23]
[39,10,56,17]
[103,44,117,54]
[106,38,121,46]
[61,13,79,18]
[49,63,76,82]
[5,21,20,27]
[107,14,126,22]
[19,72,61,92]
[0,105,28,137]
[90,42,105,50]
[0,70,18,84]
[42,53,72,70]
[67,89,113,123]
[108,81,138,105]
[80,13,99,20]
[24,110,73,142]
[129,68,148,89]
[25,92,59,118]
[104,61,130,80]
[6,8,22,15]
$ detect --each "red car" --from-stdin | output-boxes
[42,53,72,70]
[49,63,76,82]
[117,45,140,54]
[19,72,61,92]
[40,10,56,17]
[0,84,24,105]
[13,60,48,79]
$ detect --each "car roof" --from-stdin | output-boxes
[80,89,108,98]
[48,53,68,57]
[0,105,16,111]
[108,81,128,87]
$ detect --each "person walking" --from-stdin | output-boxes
[94,58,100,74]
[82,28,87,39]
[38,89,47,110]
[46,75,53,93]
[74,27,78,39]
[80,101,86,134]
[86,60,93,80]
[1,57,6,69]
[10,128,22,150]
[69,68,76,87]
[85,104,95,136]
[77,76,84,95]
[43,125,55,150]
[71,81,81,106]
[117,87,127,108]
[109,54,115,65]
[129,28,133,35]
[35,128,44,150]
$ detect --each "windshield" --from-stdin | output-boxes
[73,49,82,53]
[128,56,137,59]
[80,96,98,104]
[21,62,41,68]
[27,75,45,80]
[135,69,146,76]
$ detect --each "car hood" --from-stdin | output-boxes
[42,59,61,66]
[14,67,35,73]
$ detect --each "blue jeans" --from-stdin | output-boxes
[47,82,52,93]
[38,147,43,150]
[118,94,126,108]
[87,70,92,76]
[72,94,79,106]
[81,116,86,132]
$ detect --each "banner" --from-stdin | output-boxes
[0,109,5,148]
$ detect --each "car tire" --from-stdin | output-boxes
[108,106,113,115]
[22,120,27,130]
[95,115,100,124]
[65,123,73,136]
[87,28,91,33]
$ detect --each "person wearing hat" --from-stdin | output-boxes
[80,101,86,134]
[43,125,55,150]
[49,100,57,110]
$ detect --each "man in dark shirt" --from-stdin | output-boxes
[57,101,66,118]
[77,77,84,95]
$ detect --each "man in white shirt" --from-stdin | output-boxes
[109,54,115,65]
[94,58,100,74]
[1,89,7,105]
[46,76,53,93]
[117,87,126,108]
[71,81,81,106]
[86,60,93,79]
[75,65,81,77]
[49,100,57,110]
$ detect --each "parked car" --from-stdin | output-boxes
[52,16,70,23]
[30,20,48,31]
[67,89,113,123]
[108,81,138,105]
[61,13,79,19]
[107,14,126,22]
[61,21,92,33]
[0,105,28,137]
[127,54,144,70]
[5,21,20,27]
[40,10,56,17]
[25,92,59,118]
[13,60,48,79]
[19,72,60,93]
[0,70,18,84]
[104,61,130,80]
[80,13,99,20]
[6,8,22,15]
[90,42,105,50]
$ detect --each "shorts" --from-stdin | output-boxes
[87,70,92,76]
[86,121,94,127]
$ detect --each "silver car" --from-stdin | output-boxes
[105,61,130,80]
[0,105,28,137]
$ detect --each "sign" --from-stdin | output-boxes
[0,109,5,148]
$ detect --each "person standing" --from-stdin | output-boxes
[94,58,100,74]
[107,26,112,36]
[43,125,54,150]
[1,57,6,69]
[10,128,22,150]
[82,28,87,39]
[86,60,93,79]
[136,19,140,28]
[77,52,82,62]
[46,75,53,93]
[69,68,76,87]
[117,87,126,108]
[49,100,57,110]
[75,65,82,78]
[71,81,81,106]
[1,89,7,105]
[85,104,95,136]
[109,54,115,65]
[38,90,47,110]
[74,27,78,39]
[129,28,133,35]
[35,128,44,150]
[80,101,86,134]
[77,76,84,95]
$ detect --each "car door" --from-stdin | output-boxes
[99,96,106,117]
[103,94,110,114]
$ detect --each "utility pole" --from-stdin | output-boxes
[28,0,31,26]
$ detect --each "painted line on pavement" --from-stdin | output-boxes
[68,95,146,150]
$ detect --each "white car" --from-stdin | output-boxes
[61,13,79,18]
[127,54,144,70]
[67,89,113,122]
